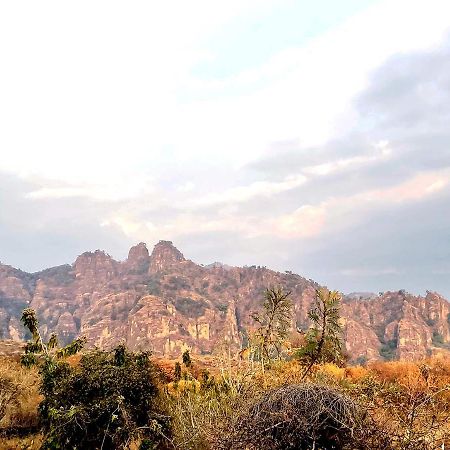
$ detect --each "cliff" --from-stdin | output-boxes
[0,241,449,361]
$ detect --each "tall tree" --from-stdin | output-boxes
[251,286,293,365]
[297,288,343,380]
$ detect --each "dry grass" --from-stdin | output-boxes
[0,434,43,450]
[162,356,450,449]
[1,353,450,449]
[0,357,41,447]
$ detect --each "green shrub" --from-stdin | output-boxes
[432,331,450,349]
[174,297,207,318]
[20,308,170,449]
[40,345,169,449]
[182,350,192,368]
[379,340,397,361]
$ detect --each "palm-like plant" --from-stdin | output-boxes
[251,286,293,364]
[297,288,344,380]
[20,308,86,367]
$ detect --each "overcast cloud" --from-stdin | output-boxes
[0,0,450,297]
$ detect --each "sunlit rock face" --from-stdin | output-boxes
[0,243,449,361]
[148,240,185,274]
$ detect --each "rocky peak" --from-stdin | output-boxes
[73,250,117,280]
[127,242,150,265]
[149,240,185,274]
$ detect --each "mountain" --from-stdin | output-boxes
[0,241,449,362]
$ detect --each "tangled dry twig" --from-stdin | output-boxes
[215,383,387,450]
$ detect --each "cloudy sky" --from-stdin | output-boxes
[1,0,450,297]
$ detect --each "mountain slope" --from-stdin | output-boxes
[0,241,449,361]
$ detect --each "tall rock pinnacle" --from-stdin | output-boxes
[149,240,185,274]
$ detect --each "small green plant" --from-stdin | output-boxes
[432,331,450,349]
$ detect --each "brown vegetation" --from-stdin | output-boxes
[1,353,450,449]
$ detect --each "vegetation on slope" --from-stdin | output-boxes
[0,287,449,449]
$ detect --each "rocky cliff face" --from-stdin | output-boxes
[0,241,449,361]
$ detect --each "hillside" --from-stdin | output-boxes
[0,241,449,362]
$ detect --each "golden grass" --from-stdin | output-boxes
[1,353,449,449]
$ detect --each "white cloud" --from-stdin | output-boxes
[189,174,307,208]
[1,0,450,296]
[24,177,158,202]
[270,170,450,239]
[303,141,392,176]
[1,0,450,190]
[340,268,403,277]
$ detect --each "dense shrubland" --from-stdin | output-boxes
[0,288,449,449]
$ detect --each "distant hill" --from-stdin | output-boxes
[0,241,449,362]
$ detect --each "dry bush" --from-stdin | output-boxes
[215,383,387,450]
[166,379,201,395]
[351,360,450,449]
[344,365,369,381]
[162,361,262,449]
[163,356,450,450]
[0,374,19,424]
[316,363,346,380]
[368,360,422,386]
[0,433,43,450]
[0,357,40,431]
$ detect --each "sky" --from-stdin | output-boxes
[1,0,450,297]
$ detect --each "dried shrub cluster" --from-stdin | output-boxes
[215,383,384,450]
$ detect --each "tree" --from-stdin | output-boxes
[251,286,293,365]
[20,308,169,449]
[20,307,86,367]
[182,349,192,368]
[296,288,344,380]
[174,362,182,381]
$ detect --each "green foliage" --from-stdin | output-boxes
[147,278,162,296]
[47,333,58,350]
[432,331,450,349]
[39,345,167,450]
[296,288,344,378]
[217,303,228,313]
[354,355,368,366]
[379,339,397,361]
[182,350,192,367]
[21,308,40,342]
[19,308,168,449]
[20,307,87,367]
[251,286,293,364]
[174,297,207,318]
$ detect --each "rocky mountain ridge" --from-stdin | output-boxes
[0,241,449,361]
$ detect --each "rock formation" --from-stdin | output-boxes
[0,241,449,361]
